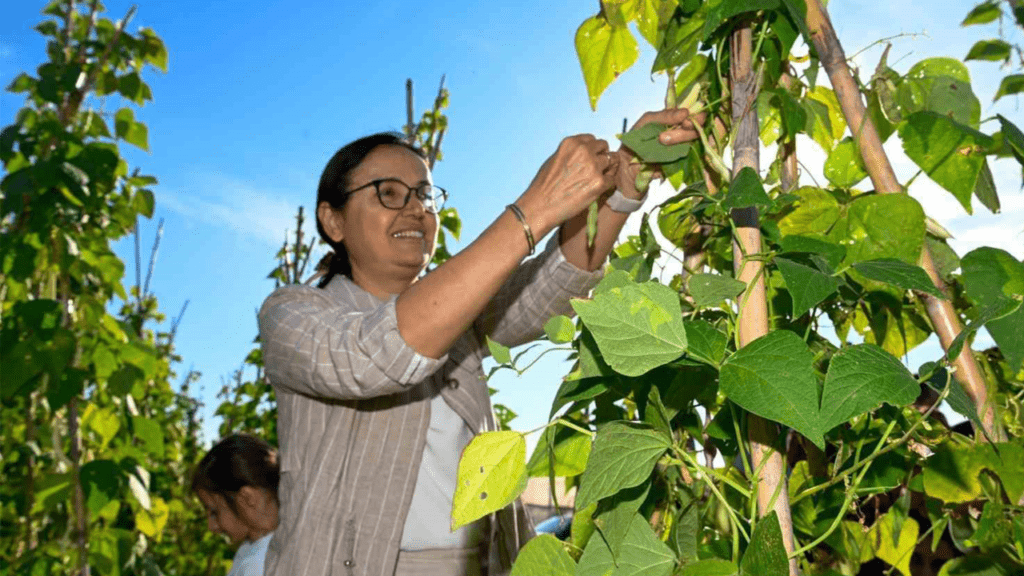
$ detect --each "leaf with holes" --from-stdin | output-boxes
[451,431,527,530]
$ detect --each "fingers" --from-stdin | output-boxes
[658,111,708,145]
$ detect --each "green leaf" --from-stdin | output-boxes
[544,315,575,344]
[577,527,617,576]
[594,482,652,557]
[851,258,945,299]
[740,511,788,576]
[132,416,165,458]
[867,512,919,576]
[576,421,670,511]
[81,459,122,514]
[779,0,812,45]
[87,407,121,448]
[996,114,1024,168]
[770,89,806,139]
[487,336,512,365]
[526,424,592,477]
[679,558,738,576]
[830,193,925,267]
[776,256,839,318]
[576,15,640,110]
[776,186,840,237]
[993,74,1024,102]
[682,320,728,366]
[669,487,700,562]
[898,58,981,129]
[610,513,677,576]
[921,363,984,434]
[923,442,1024,504]
[961,1,1002,25]
[960,247,1024,373]
[635,0,679,47]
[900,111,992,213]
[965,39,1012,62]
[823,137,868,188]
[686,274,746,308]
[108,364,144,396]
[973,159,1000,214]
[114,108,149,151]
[572,278,688,377]
[779,234,846,269]
[451,431,527,530]
[509,534,576,576]
[818,344,920,434]
[721,167,771,210]
[720,330,824,448]
[619,122,691,163]
[136,497,169,538]
[936,555,1014,576]
[653,8,705,73]
[703,0,780,39]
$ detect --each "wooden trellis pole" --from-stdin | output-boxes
[804,0,1003,441]
[729,22,800,575]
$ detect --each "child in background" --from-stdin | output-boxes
[192,434,280,576]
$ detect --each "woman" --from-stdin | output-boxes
[258,108,701,576]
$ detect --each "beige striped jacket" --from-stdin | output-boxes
[257,238,602,576]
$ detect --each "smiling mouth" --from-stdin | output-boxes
[392,231,425,239]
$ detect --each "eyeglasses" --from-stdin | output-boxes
[344,178,448,214]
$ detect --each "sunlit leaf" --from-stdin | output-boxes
[818,344,920,434]
[451,431,527,530]
[620,122,691,163]
[993,74,1024,102]
[576,421,670,511]
[686,274,746,308]
[823,137,868,188]
[509,534,576,576]
[576,15,640,110]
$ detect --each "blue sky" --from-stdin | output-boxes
[2,0,1021,452]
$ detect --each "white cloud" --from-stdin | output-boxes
[156,173,307,249]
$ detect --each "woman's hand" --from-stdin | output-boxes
[515,134,619,237]
[614,108,707,199]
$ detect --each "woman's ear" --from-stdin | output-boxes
[235,486,276,529]
[317,201,345,243]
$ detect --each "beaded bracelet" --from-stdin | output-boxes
[505,203,536,255]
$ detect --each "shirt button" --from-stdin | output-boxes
[344,560,355,567]
[448,378,459,389]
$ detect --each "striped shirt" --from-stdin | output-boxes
[258,237,602,576]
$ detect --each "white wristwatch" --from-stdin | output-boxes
[606,189,646,213]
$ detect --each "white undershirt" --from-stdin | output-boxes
[228,531,273,576]
[400,395,484,550]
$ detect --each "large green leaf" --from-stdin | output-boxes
[851,258,945,299]
[594,482,651,557]
[619,122,691,163]
[114,107,149,151]
[721,167,771,210]
[960,247,1024,373]
[509,534,576,576]
[635,0,680,47]
[740,511,788,576]
[576,421,671,511]
[818,344,920,435]
[719,330,824,448]
[900,111,993,213]
[923,442,1024,504]
[572,278,688,377]
[451,431,527,530]
[897,58,981,129]
[576,15,640,110]
[526,424,592,477]
[961,1,1001,25]
[830,193,925,267]
[686,274,746,308]
[823,137,868,188]
[776,256,839,318]
[682,320,728,366]
[577,529,616,576]
[776,186,840,237]
[610,513,677,576]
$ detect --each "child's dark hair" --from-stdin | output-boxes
[191,434,280,512]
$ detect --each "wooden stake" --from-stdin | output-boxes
[730,22,800,575]
[804,0,1003,440]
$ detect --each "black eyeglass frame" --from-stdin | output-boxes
[343,178,448,214]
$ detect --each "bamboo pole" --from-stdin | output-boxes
[804,0,1002,441]
[729,23,800,575]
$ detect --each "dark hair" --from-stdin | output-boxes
[315,132,427,288]
[191,434,280,512]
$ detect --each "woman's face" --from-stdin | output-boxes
[325,145,439,288]
[197,489,252,545]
